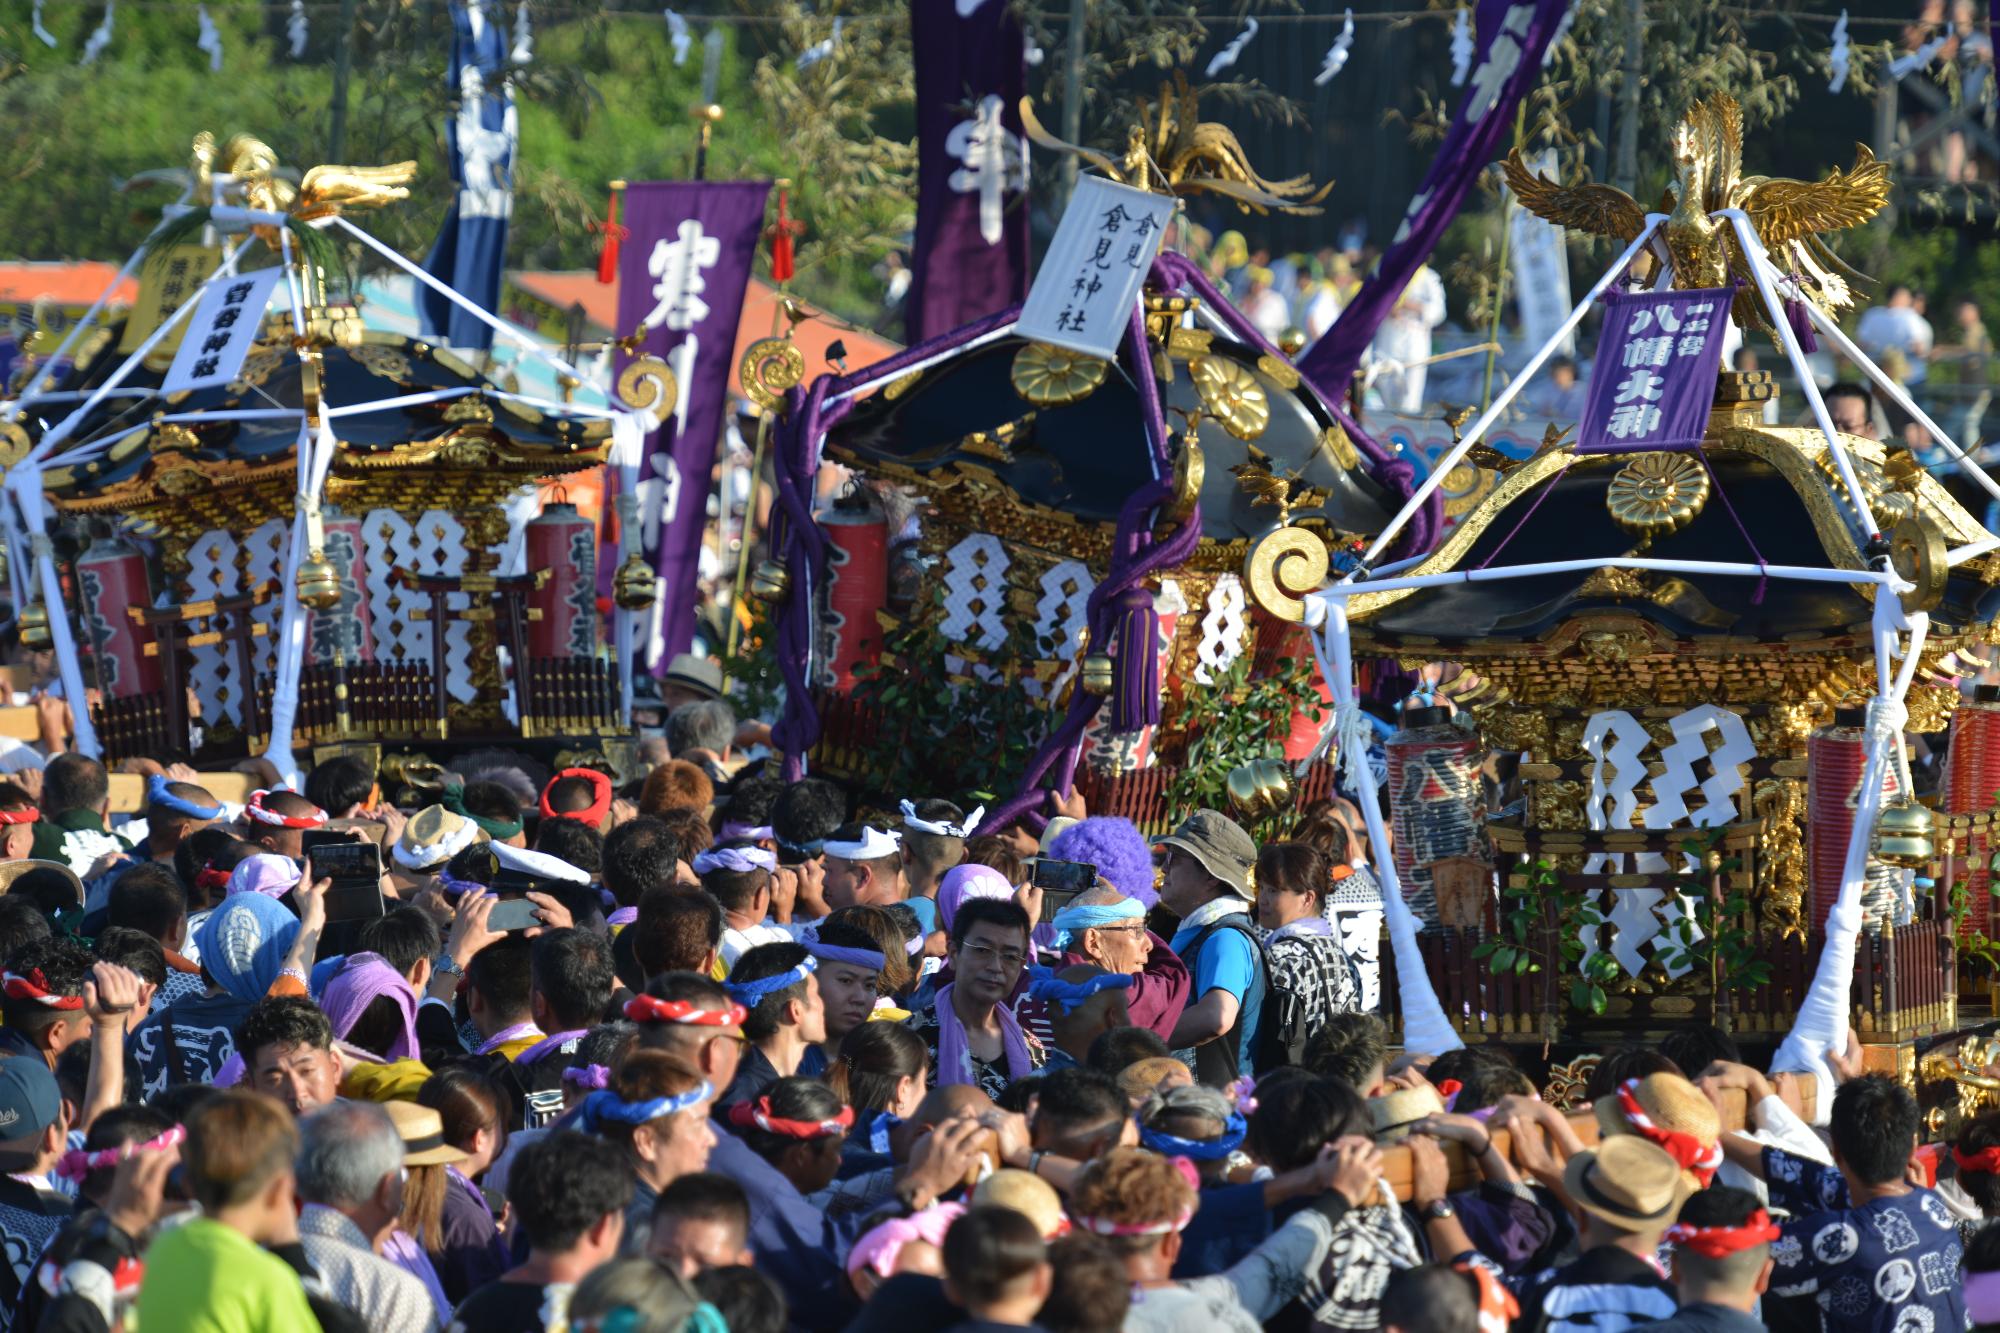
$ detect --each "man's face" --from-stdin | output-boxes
[820,855,866,911]
[815,962,878,1041]
[1829,395,1872,438]
[796,973,828,1045]
[252,1040,341,1116]
[1157,847,1216,915]
[1082,921,1151,976]
[954,922,1027,1007]
[648,1214,749,1279]
[0,825,32,862]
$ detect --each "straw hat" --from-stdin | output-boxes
[1369,1084,1447,1143]
[1118,1057,1193,1106]
[0,860,82,907]
[1561,1136,1686,1233]
[394,805,487,872]
[1594,1072,1721,1188]
[382,1101,468,1168]
[973,1169,1069,1240]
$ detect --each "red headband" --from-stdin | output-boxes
[540,768,614,827]
[1453,1262,1520,1333]
[195,866,232,893]
[1955,1144,2000,1174]
[727,1097,854,1140]
[1615,1080,1723,1187]
[1665,1208,1781,1259]
[244,790,328,829]
[3,969,83,1011]
[623,994,747,1028]
[0,808,37,826]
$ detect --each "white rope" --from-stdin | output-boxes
[1310,594,1462,1056]
[330,215,595,390]
[1768,261,2000,508]
[30,239,257,462]
[1715,209,1881,540]
[1352,216,1668,572]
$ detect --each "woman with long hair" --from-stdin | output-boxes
[825,1020,928,1176]
[409,1064,514,1303]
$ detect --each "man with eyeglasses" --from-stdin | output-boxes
[1050,884,1191,1042]
[907,898,1045,1101]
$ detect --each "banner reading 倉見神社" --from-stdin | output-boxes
[615,180,771,669]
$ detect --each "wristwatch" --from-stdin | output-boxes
[1421,1199,1456,1222]
[435,954,465,979]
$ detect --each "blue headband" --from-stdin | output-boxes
[1050,898,1144,950]
[579,1081,713,1130]
[776,837,825,861]
[806,942,887,972]
[147,773,224,821]
[725,956,817,1006]
[694,846,778,875]
[1027,968,1136,1009]
[1140,1111,1248,1161]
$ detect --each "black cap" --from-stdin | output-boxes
[1975,684,2000,703]
[1833,707,1867,728]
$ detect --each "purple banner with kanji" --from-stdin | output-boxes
[905,0,1030,342]
[615,180,771,669]
[1576,287,1730,451]
[1298,0,1570,400]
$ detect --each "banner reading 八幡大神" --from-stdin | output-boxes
[615,180,771,668]
[1576,287,1731,451]
[905,0,1030,343]
[1299,0,1571,399]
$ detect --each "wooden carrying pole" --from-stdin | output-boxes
[1378,1082,1817,1202]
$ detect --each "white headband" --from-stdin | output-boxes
[824,827,903,860]
[899,800,984,839]
[490,841,592,885]
[394,817,483,871]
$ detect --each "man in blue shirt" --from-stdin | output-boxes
[1717,1074,1963,1333]
[1157,809,1264,1085]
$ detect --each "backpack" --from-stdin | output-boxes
[1180,914,1267,1085]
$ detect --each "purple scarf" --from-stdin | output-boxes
[514,1029,585,1066]
[933,982,1033,1087]
[319,952,420,1061]
[381,1226,452,1326]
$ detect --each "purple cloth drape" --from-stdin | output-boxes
[906,0,1030,342]
[1296,0,1571,404]
[616,180,772,668]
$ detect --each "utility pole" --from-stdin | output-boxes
[328,0,359,164]
[1060,0,1087,205]
[1611,0,1644,197]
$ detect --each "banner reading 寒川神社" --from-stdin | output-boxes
[1576,287,1730,452]
[615,180,771,669]
[905,0,1030,343]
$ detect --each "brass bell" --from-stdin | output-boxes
[612,551,658,611]
[18,602,50,652]
[1228,757,1293,819]
[296,550,343,612]
[1872,800,1935,870]
[1080,652,1115,697]
[750,558,791,604]
[1226,762,1265,817]
[1276,327,1308,358]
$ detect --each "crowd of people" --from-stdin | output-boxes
[0,646,1978,1333]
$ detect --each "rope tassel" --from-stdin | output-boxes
[1108,587,1161,732]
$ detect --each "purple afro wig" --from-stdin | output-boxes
[1048,816,1157,909]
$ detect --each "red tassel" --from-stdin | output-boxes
[592,187,628,286]
[770,188,797,285]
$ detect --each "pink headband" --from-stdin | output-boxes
[846,1203,965,1279]
[54,1125,185,1182]
[244,789,328,828]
